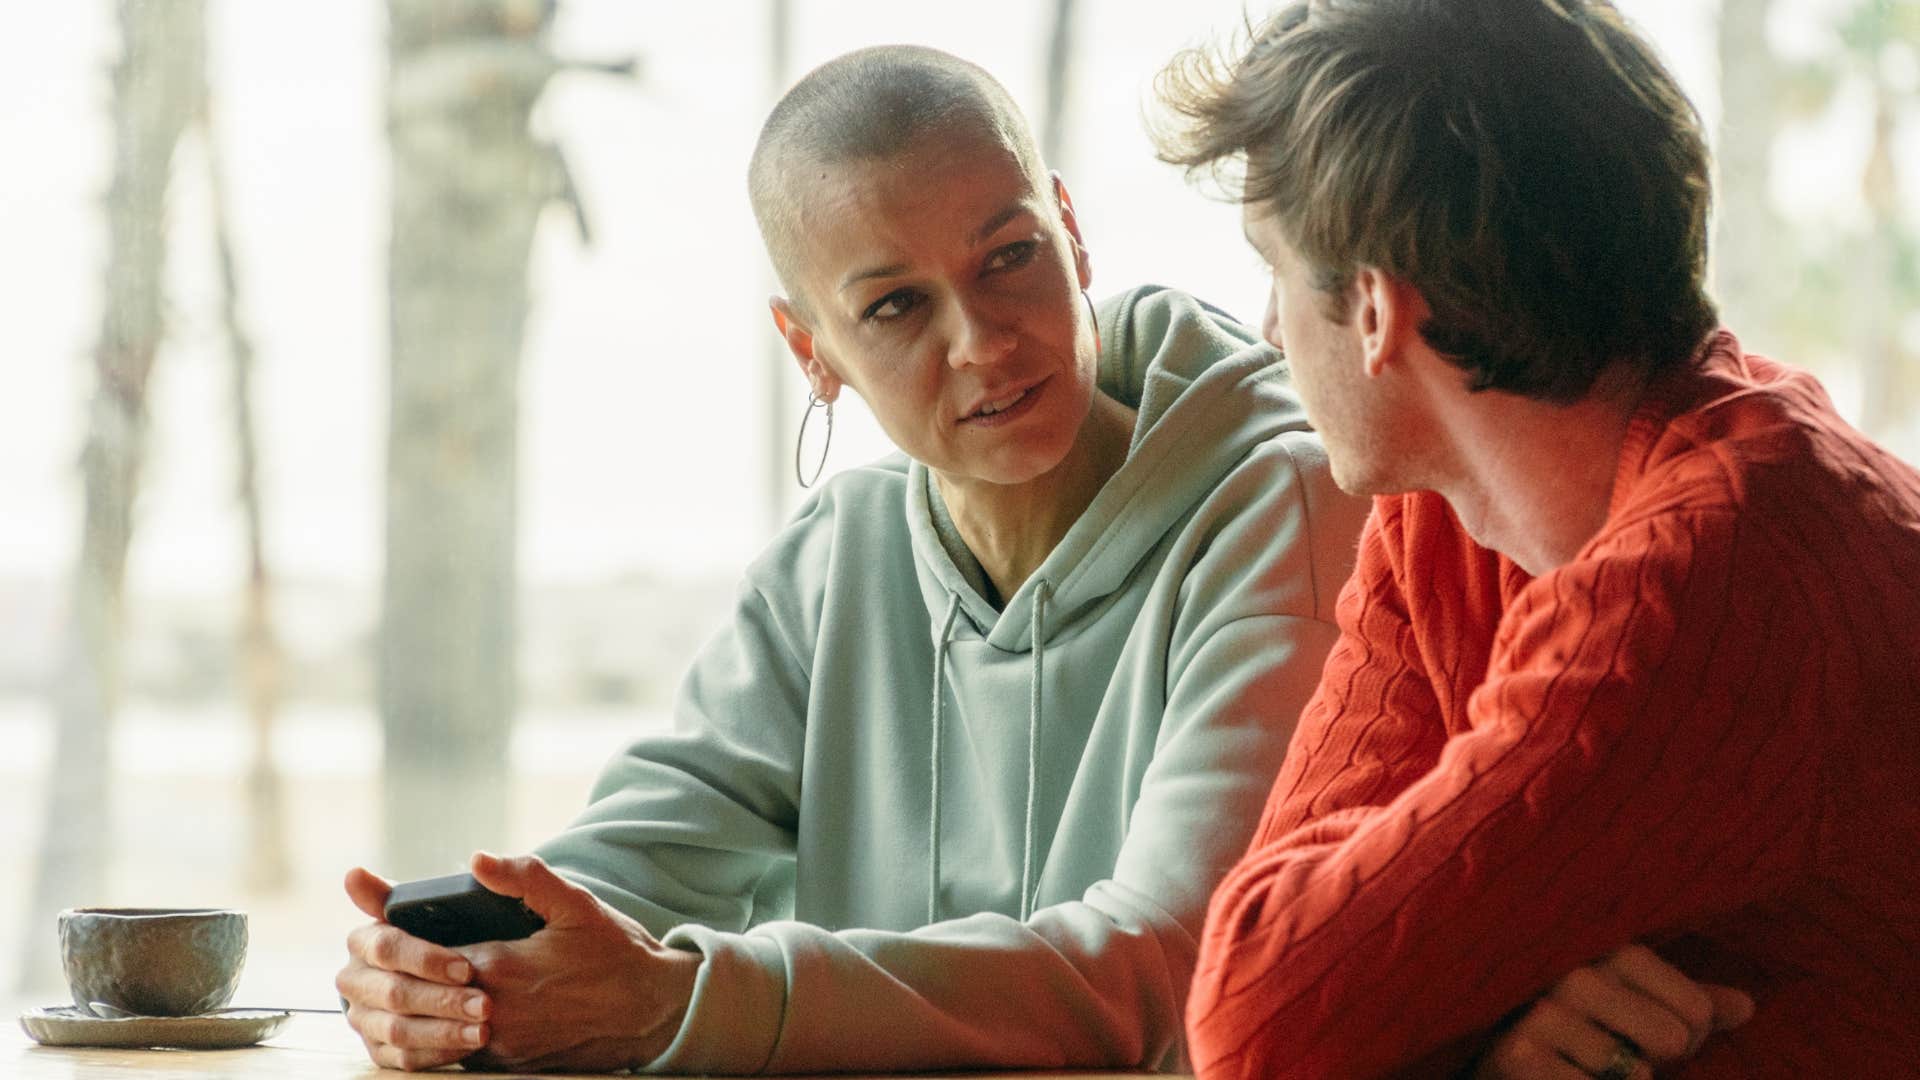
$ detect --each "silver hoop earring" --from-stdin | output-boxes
[795,392,834,488]
[1082,290,1101,355]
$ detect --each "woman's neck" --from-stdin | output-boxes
[933,393,1137,603]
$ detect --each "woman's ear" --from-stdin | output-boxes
[770,296,841,401]
[1052,172,1094,291]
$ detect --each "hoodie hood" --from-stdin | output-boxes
[907,285,1308,648]
[905,285,1308,922]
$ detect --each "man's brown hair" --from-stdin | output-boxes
[1155,0,1718,402]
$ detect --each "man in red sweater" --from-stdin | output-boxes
[1155,1,1920,1077]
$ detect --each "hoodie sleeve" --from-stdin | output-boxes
[533,576,807,937]
[636,434,1369,1076]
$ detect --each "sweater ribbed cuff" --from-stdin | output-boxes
[640,925,787,1074]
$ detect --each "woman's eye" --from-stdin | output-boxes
[863,289,921,321]
[985,240,1039,273]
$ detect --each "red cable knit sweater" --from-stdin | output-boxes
[1187,333,1920,1079]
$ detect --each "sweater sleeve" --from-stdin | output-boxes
[1186,507,1825,1080]
[641,438,1362,1076]
[534,580,806,936]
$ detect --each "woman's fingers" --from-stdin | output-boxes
[343,866,394,922]
[342,988,487,1072]
[347,920,474,985]
[352,1003,486,1052]
[356,1024,475,1073]
[338,962,489,1021]
[340,870,493,1071]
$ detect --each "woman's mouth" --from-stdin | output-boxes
[960,379,1046,428]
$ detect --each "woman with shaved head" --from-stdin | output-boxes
[333,45,1370,1074]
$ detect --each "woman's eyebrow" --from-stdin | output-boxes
[838,202,1041,294]
[971,201,1038,245]
[838,261,909,294]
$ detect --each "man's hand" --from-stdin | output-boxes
[1476,944,1754,1079]
[336,867,491,1072]
[454,851,700,1073]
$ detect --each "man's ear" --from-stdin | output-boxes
[1351,267,1427,379]
[769,296,841,400]
[1052,172,1093,291]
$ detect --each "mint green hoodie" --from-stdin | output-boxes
[536,286,1369,1073]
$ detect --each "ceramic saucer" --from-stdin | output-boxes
[18,1005,292,1049]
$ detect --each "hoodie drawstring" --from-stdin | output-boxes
[928,593,961,925]
[1019,580,1050,921]
[927,583,1050,925]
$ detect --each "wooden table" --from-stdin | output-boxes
[6,1011,1176,1078]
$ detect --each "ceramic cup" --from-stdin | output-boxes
[58,907,247,1018]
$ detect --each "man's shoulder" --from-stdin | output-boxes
[1616,348,1920,573]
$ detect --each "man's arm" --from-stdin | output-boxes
[1187,509,1823,1079]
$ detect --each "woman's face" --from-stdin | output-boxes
[776,130,1097,488]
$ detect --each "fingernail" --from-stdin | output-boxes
[464,994,486,1019]
[463,1024,483,1046]
[448,960,472,983]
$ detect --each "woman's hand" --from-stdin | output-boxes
[336,852,699,1073]
[454,851,700,1073]
[1476,944,1754,1079]
[336,867,491,1072]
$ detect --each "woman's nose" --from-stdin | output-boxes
[945,302,1018,370]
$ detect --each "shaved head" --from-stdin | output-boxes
[749,45,1048,311]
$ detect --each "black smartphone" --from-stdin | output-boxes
[384,872,546,948]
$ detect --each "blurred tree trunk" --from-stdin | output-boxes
[1771,0,1916,446]
[1858,89,1897,435]
[1040,0,1078,172]
[200,91,291,893]
[1713,0,1781,349]
[763,0,794,534]
[1851,2,1913,443]
[380,0,564,878]
[16,0,205,993]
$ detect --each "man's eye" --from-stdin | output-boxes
[863,289,920,321]
[985,240,1039,272]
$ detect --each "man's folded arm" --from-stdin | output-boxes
[1187,512,1824,1080]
